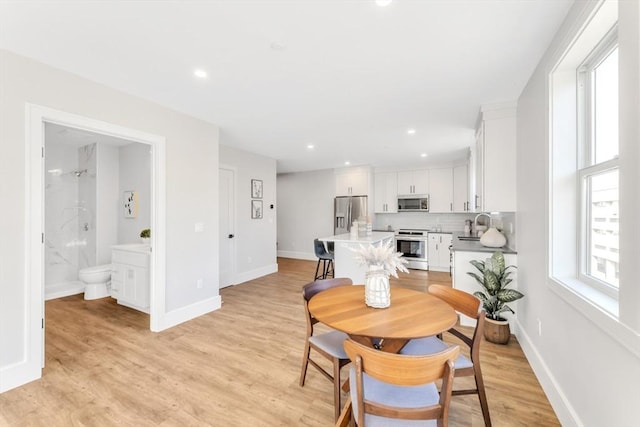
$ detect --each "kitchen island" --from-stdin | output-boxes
[319,232,395,284]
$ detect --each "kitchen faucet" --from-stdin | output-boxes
[474,212,492,229]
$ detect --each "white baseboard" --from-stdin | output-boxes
[156,296,222,331]
[514,319,582,427]
[0,359,41,394]
[234,263,278,285]
[277,250,316,261]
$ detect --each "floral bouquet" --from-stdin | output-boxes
[351,239,409,278]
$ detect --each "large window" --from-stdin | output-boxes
[549,0,619,316]
[577,35,619,295]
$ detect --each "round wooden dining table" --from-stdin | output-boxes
[308,285,458,353]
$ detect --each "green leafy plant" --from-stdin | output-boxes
[468,251,523,321]
[140,229,151,239]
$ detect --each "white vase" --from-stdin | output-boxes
[480,227,506,248]
[365,265,390,308]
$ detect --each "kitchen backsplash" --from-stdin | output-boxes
[374,211,517,250]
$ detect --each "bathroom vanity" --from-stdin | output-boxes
[111,244,150,313]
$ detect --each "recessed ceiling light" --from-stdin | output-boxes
[345,161,351,165]
[307,144,315,149]
[376,0,393,7]
[193,69,208,79]
[421,153,428,158]
[407,129,416,135]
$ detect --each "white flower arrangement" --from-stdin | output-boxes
[351,240,409,278]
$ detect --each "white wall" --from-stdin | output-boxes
[0,49,220,390]
[219,145,277,283]
[515,1,640,426]
[96,144,119,265]
[276,169,335,260]
[118,143,151,245]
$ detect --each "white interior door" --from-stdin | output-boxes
[219,167,236,288]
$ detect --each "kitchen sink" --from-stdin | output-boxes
[457,236,480,241]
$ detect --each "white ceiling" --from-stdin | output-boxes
[0,0,573,173]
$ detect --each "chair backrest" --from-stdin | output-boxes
[314,238,328,258]
[303,277,353,302]
[344,339,459,426]
[428,284,485,357]
[302,278,353,331]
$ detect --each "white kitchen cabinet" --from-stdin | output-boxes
[453,163,470,212]
[336,169,369,196]
[428,168,453,213]
[452,250,517,327]
[374,172,398,213]
[111,245,150,313]
[475,104,517,212]
[428,233,452,272]
[397,170,429,196]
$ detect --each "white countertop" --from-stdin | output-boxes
[319,231,395,244]
[112,243,151,253]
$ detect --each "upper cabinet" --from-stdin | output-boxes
[428,168,453,213]
[336,168,369,196]
[397,170,429,196]
[374,172,398,213]
[453,163,470,212]
[475,103,517,212]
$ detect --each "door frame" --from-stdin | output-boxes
[218,164,237,287]
[26,104,167,373]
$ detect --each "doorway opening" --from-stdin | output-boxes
[26,104,166,374]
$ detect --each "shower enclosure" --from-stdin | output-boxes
[44,142,97,299]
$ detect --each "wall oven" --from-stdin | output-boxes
[395,229,428,270]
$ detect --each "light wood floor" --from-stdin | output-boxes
[0,258,559,426]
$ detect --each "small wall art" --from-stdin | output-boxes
[251,200,263,219]
[123,190,138,218]
[251,179,263,199]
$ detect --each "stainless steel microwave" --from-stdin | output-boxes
[397,197,429,212]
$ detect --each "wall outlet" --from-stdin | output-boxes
[194,222,204,232]
[196,278,203,289]
[537,318,542,336]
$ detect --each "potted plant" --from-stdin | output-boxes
[140,228,150,242]
[467,250,523,344]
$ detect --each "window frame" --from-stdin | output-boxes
[575,29,619,299]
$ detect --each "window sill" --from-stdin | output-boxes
[550,276,640,359]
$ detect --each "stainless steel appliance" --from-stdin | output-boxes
[395,229,429,270]
[397,197,429,212]
[334,196,368,235]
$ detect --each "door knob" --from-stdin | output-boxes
[228,234,234,238]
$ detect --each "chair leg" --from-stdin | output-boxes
[326,259,334,278]
[299,341,311,387]
[332,358,342,421]
[474,366,492,427]
[314,259,323,280]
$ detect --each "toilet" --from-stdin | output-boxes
[79,264,112,300]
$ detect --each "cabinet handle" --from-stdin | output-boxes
[475,194,479,209]
[450,202,453,211]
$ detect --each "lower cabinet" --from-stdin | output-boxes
[111,246,150,313]
[427,233,452,272]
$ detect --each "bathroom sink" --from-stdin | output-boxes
[457,236,480,241]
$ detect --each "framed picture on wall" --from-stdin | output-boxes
[251,200,263,219]
[251,179,263,199]
[123,190,138,218]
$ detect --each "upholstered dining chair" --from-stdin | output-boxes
[300,277,353,421]
[337,338,459,427]
[400,284,492,427]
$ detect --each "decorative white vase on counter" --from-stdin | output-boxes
[365,265,391,308]
[480,227,506,248]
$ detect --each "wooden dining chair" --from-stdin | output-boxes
[299,277,353,421]
[337,338,459,427]
[400,284,492,427]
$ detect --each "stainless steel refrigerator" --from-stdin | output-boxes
[334,196,368,235]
